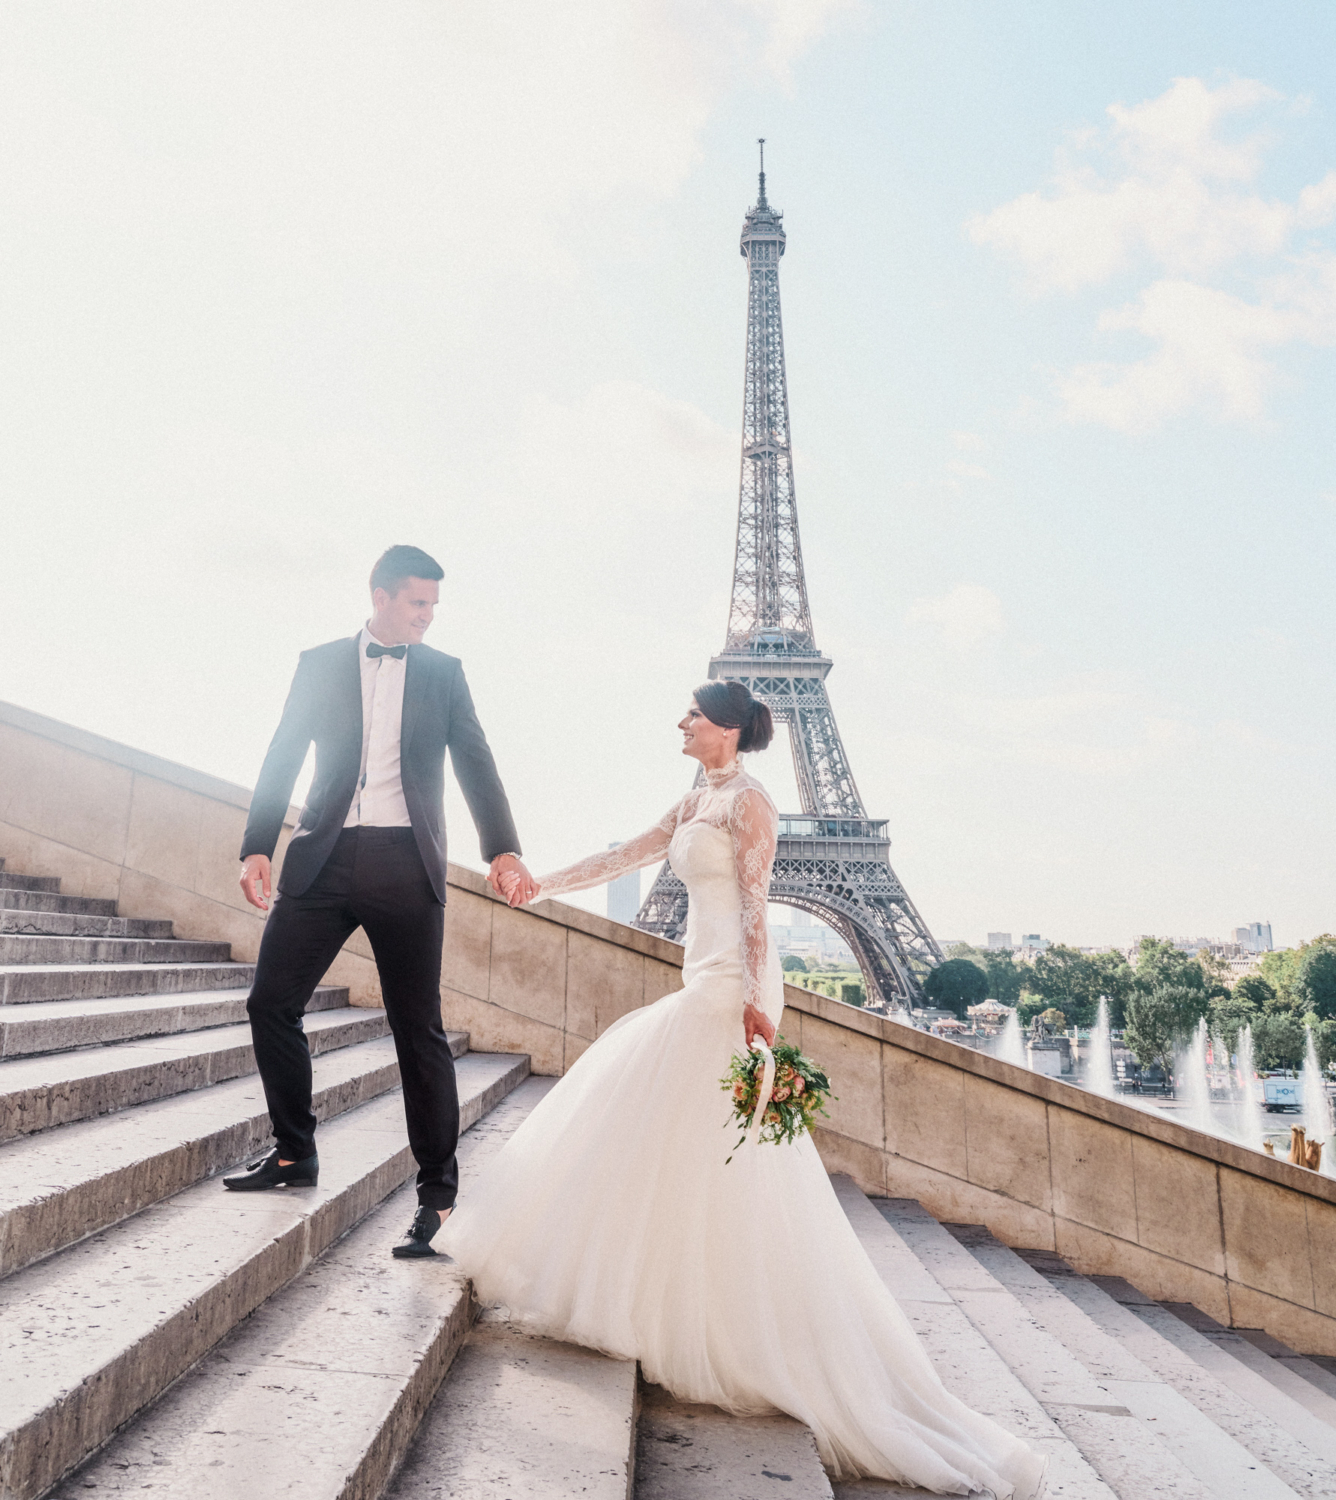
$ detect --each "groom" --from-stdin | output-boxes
[226,544,537,1259]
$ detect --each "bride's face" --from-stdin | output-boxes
[678,700,737,765]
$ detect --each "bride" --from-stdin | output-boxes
[439,680,1045,1497]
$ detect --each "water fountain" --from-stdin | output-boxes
[1301,1026,1334,1174]
[995,1008,1027,1069]
[1234,1024,1266,1153]
[1177,1018,1215,1136]
[1084,996,1116,1099]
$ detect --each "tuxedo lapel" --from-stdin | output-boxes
[341,635,364,762]
[400,643,426,754]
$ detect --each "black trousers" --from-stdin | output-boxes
[246,826,458,1210]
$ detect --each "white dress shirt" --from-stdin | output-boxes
[343,625,412,828]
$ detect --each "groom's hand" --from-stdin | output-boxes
[488,854,538,907]
[240,854,272,912]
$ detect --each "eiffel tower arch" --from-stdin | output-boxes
[636,146,945,1009]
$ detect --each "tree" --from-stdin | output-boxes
[780,954,808,973]
[1133,938,1206,997]
[1123,983,1209,1076]
[1293,943,1336,1021]
[840,980,866,1007]
[1232,974,1275,1011]
[1251,1011,1306,1071]
[1026,946,1133,1028]
[982,949,1024,1004]
[1259,948,1301,1007]
[1209,990,1260,1053]
[1017,991,1048,1027]
[945,943,1025,1004]
[923,958,988,1018]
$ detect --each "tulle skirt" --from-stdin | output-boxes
[440,970,1045,1497]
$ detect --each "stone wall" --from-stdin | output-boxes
[0,699,682,1072]
[790,990,1336,1358]
[4,698,1336,1353]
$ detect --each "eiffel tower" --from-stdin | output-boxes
[635,145,945,1009]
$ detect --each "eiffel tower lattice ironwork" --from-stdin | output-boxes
[635,145,944,1008]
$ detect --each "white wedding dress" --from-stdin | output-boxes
[440,760,1045,1496]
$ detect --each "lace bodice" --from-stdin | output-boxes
[537,760,779,1014]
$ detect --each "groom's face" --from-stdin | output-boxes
[372,576,439,645]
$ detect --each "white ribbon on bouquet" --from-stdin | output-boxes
[744,1037,777,1150]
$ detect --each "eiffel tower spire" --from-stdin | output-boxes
[726,140,816,658]
[636,155,945,1009]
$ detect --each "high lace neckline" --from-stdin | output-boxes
[703,758,745,788]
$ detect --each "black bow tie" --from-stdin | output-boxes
[366,643,406,660]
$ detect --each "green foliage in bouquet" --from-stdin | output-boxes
[721,1038,835,1161]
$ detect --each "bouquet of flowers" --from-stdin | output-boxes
[721,1038,834,1161]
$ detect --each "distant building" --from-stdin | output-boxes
[1233,922,1273,953]
[606,844,640,926]
[1020,934,1049,952]
[986,932,1013,950]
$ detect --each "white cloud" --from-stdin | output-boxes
[906,583,1004,650]
[1059,278,1302,430]
[971,76,1336,430]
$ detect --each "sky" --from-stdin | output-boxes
[0,1,1332,950]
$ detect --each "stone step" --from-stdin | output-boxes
[1,1053,531,1500]
[0,932,231,965]
[635,1380,833,1499]
[873,1191,1274,1500]
[0,908,174,939]
[0,959,255,1003]
[0,888,117,917]
[388,1316,638,1500]
[1236,1329,1336,1406]
[0,1033,406,1276]
[833,1180,1118,1500]
[938,1222,1307,1500]
[1015,1249,1336,1494]
[0,983,349,1059]
[0,1008,456,1141]
[1154,1300,1336,1430]
[0,871,61,893]
[44,1079,549,1500]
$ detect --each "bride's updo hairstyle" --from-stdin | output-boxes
[693,680,775,754]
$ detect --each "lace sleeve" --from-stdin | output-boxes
[536,798,686,900]
[729,786,778,1013]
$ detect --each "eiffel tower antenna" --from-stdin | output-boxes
[636,152,945,1009]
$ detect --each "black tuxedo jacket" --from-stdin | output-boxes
[240,635,520,902]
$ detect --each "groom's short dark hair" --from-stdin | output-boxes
[370,545,444,597]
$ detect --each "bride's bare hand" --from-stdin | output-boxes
[743,1002,775,1049]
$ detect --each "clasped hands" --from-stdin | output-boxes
[488,853,539,908]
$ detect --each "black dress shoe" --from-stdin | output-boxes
[223,1149,319,1191]
[392,1205,450,1258]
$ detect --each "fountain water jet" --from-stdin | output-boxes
[1178,1018,1215,1136]
[1301,1026,1334,1174]
[1234,1024,1267,1153]
[996,1008,1027,1069]
[1085,996,1116,1099]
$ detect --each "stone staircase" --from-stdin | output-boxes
[3,859,1336,1499]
